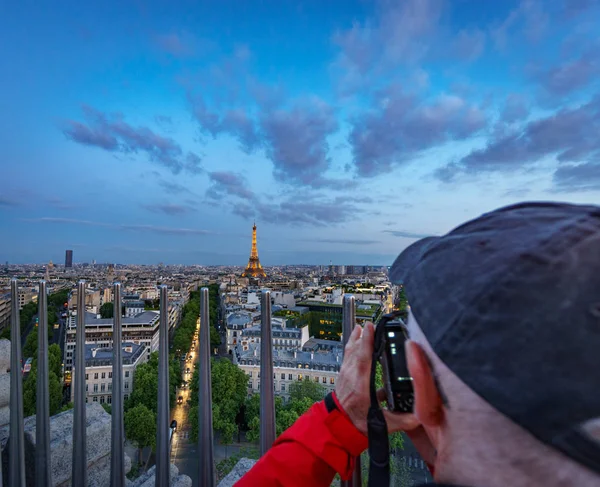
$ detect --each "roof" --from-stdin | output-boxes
[82,342,145,367]
[235,342,342,370]
[302,337,343,352]
[71,310,159,328]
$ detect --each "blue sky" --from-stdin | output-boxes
[2,0,599,265]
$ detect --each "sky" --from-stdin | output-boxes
[1,0,600,266]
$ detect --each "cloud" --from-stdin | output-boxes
[232,191,365,227]
[501,93,529,123]
[142,203,196,215]
[62,105,201,175]
[491,0,549,52]
[451,29,486,62]
[0,195,18,207]
[206,171,256,201]
[437,95,600,186]
[155,114,172,125]
[119,224,212,236]
[349,86,487,176]
[552,160,600,191]
[189,94,262,153]
[532,50,600,96]
[154,32,207,57]
[260,97,339,186]
[383,230,431,239]
[26,217,214,236]
[309,238,378,245]
[157,179,196,196]
[331,0,443,93]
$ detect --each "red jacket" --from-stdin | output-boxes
[236,392,368,487]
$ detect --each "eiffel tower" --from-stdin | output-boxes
[241,222,266,278]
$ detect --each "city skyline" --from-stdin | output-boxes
[2,0,600,265]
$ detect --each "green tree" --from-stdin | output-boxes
[189,357,248,443]
[288,380,326,403]
[23,331,38,359]
[99,302,114,319]
[23,360,63,417]
[124,404,156,467]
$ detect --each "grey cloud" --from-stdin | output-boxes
[260,98,339,186]
[309,238,378,245]
[501,94,529,122]
[232,192,365,227]
[27,217,214,236]
[119,224,213,236]
[206,171,256,201]
[62,105,200,175]
[491,0,549,52]
[155,114,172,125]
[552,161,600,191]
[157,179,195,195]
[383,230,431,239]
[189,95,262,153]
[533,50,600,96]
[142,203,196,215]
[451,29,486,62]
[349,86,487,176]
[184,152,204,175]
[437,95,600,187]
[0,195,18,207]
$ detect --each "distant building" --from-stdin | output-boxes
[65,250,73,268]
[64,311,160,372]
[241,223,266,279]
[70,342,146,405]
[0,294,11,333]
[234,338,342,402]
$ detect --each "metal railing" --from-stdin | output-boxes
[2,281,360,487]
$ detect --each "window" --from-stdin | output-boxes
[288,374,292,380]
[109,372,112,379]
[85,384,88,392]
[281,383,285,391]
[93,396,98,402]
[248,380,253,388]
[297,364,302,368]
[101,372,105,379]
[249,371,252,377]
[100,396,105,404]
[93,384,98,392]
[125,371,130,378]
[107,395,112,404]
[85,374,89,380]
[124,382,129,390]
[101,384,106,392]
[124,394,129,401]
[281,373,285,379]
[297,374,303,381]
[330,378,335,384]
[305,364,309,369]
[94,373,98,380]
[314,376,319,383]
[323,377,327,384]
[108,383,112,391]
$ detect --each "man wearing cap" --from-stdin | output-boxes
[237,202,600,487]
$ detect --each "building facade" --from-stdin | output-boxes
[71,342,146,405]
[64,311,160,372]
[65,250,73,268]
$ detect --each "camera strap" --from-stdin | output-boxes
[367,322,390,487]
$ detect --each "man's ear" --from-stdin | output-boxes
[405,340,444,427]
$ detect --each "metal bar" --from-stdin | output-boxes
[155,285,170,487]
[9,279,26,487]
[110,283,125,487]
[35,280,51,487]
[342,295,362,487]
[72,280,88,486]
[259,290,275,455]
[198,287,215,486]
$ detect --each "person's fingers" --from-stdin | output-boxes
[382,410,420,433]
[376,387,387,403]
[358,322,374,357]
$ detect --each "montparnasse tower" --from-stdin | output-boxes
[241,222,266,278]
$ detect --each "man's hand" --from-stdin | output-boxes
[334,322,419,435]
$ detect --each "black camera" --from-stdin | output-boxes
[377,313,414,413]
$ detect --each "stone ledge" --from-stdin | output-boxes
[218,458,257,487]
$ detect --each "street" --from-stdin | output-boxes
[169,317,200,484]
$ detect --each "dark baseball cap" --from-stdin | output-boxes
[389,201,600,474]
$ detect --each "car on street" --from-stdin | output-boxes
[186,368,190,374]
[170,419,177,430]
[178,396,183,404]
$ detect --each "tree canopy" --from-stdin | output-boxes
[23,344,64,416]
[124,404,156,466]
[99,302,114,319]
